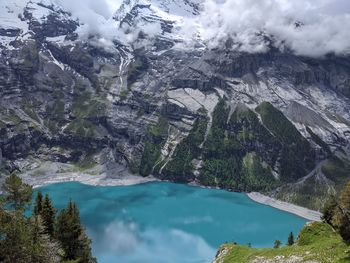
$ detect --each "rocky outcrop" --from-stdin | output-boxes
[0,27,21,37]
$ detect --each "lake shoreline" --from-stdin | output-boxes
[35,178,307,263]
[27,178,322,222]
[189,182,322,222]
[23,172,159,189]
[247,192,322,222]
[14,161,159,190]
[12,160,321,222]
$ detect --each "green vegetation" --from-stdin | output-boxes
[56,201,95,262]
[256,102,303,145]
[322,181,350,243]
[46,91,107,137]
[275,174,332,210]
[65,119,97,138]
[0,174,96,263]
[272,150,350,210]
[256,102,315,182]
[44,102,64,133]
[274,152,350,211]
[0,103,40,137]
[0,107,22,126]
[273,240,281,249]
[200,99,242,188]
[241,152,276,191]
[139,116,169,177]
[71,92,106,119]
[119,89,130,100]
[2,174,32,210]
[322,157,350,192]
[41,194,56,236]
[229,104,278,149]
[287,232,295,246]
[21,98,41,123]
[199,100,277,192]
[74,156,99,172]
[163,116,208,182]
[216,222,350,263]
[217,181,350,263]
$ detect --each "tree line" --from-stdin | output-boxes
[273,181,350,250]
[322,180,350,243]
[0,174,96,263]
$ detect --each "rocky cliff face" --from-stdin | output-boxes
[0,0,350,209]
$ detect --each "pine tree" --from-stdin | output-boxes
[0,177,92,263]
[333,181,350,242]
[322,195,338,226]
[287,232,294,246]
[33,192,43,216]
[56,200,96,263]
[30,216,46,263]
[0,210,32,263]
[41,194,56,237]
[3,173,32,210]
[274,240,281,248]
[30,215,62,263]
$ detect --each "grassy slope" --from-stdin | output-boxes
[216,222,350,263]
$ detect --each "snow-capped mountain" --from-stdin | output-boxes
[1,0,350,210]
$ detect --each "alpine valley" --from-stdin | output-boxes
[1,1,350,261]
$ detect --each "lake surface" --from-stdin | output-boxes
[36,182,307,263]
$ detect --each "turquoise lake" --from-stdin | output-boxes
[36,182,307,263]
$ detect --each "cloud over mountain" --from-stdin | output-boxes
[53,0,350,57]
[184,0,350,57]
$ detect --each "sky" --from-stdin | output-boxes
[53,0,350,57]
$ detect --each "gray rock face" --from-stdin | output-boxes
[0,148,3,167]
[0,27,22,37]
[0,0,350,209]
[286,101,332,130]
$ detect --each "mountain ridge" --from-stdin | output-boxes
[0,0,349,211]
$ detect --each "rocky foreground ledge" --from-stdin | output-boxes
[247,192,322,221]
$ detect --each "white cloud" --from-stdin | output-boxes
[53,0,162,47]
[181,0,350,57]
[54,0,121,19]
[52,0,120,42]
[52,0,350,57]
[90,220,216,262]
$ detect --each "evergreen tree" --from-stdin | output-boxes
[41,194,56,237]
[274,240,281,249]
[30,216,46,263]
[30,215,62,263]
[0,177,32,262]
[56,200,96,263]
[287,232,295,246]
[2,173,32,210]
[0,211,32,263]
[333,181,350,242]
[0,175,93,263]
[322,196,337,225]
[34,191,43,216]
